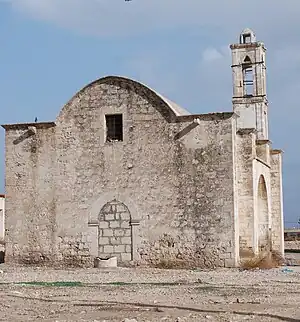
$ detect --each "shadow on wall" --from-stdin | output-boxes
[0,251,4,264]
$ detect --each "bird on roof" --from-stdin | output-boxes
[35,117,38,123]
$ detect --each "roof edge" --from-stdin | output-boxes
[176,112,235,122]
[1,122,56,131]
[1,112,235,129]
[56,75,191,120]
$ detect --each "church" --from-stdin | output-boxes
[2,29,284,268]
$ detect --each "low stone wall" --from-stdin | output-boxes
[285,252,300,266]
[285,241,300,250]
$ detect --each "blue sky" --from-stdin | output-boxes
[0,0,299,226]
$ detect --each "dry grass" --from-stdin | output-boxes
[239,248,255,258]
[153,258,194,269]
[240,250,285,270]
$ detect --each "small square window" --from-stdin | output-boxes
[105,114,123,142]
[243,34,251,44]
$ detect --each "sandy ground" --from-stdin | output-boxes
[0,264,300,322]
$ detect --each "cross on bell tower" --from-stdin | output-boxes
[230,28,268,140]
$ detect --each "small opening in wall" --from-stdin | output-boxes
[244,56,251,64]
[243,65,254,96]
[0,251,4,264]
[105,114,123,142]
[243,34,251,44]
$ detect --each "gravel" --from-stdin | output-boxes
[0,264,299,321]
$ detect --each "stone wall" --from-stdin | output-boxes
[253,159,272,253]
[4,77,237,268]
[139,113,237,268]
[0,196,4,241]
[3,124,56,265]
[235,129,256,257]
[285,241,300,250]
[56,233,92,267]
[235,128,284,258]
[270,150,284,255]
[235,128,283,257]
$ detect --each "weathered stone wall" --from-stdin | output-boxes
[256,140,271,165]
[0,196,5,264]
[235,128,284,258]
[56,233,93,267]
[4,124,56,265]
[270,150,284,255]
[4,77,237,268]
[153,113,237,268]
[285,241,300,250]
[235,128,278,256]
[0,196,4,241]
[253,159,272,253]
[235,130,256,257]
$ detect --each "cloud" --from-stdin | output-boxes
[201,48,223,63]
[201,46,230,63]
[122,51,178,95]
[8,0,300,38]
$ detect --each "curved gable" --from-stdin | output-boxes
[56,76,190,122]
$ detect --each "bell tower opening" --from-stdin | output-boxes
[242,56,254,96]
[242,33,251,44]
[239,28,256,44]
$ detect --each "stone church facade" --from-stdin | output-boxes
[2,29,284,268]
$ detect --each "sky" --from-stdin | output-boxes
[0,0,299,227]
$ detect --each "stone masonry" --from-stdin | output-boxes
[98,200,132,262]
[0,194,4,263]
[1,29,284,268]
[0,194,4,241]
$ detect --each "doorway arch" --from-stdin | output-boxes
[98,199,132,262]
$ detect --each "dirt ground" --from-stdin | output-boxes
[0,264,300,322]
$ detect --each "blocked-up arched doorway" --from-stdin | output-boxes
[98,199,132,262]
[257,175,270,251]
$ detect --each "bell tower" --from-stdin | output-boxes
[231,28,268,140]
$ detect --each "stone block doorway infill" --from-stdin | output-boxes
[98,199,132,262]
